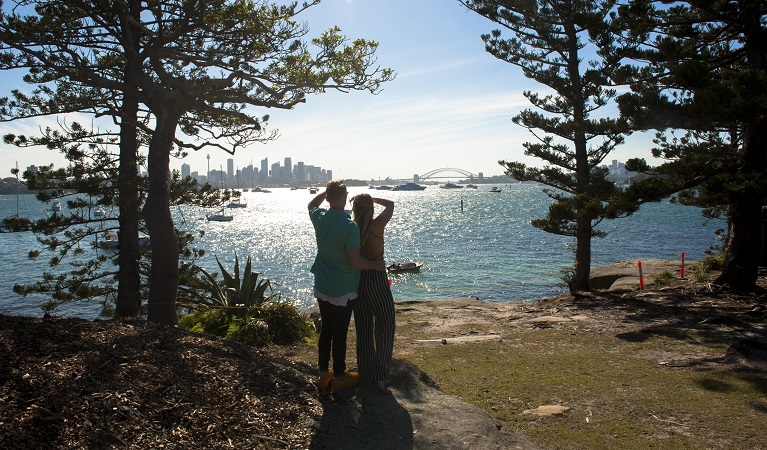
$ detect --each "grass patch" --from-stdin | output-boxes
[286,298,767,449]
[653,270,675,285]
[402,327,767,449]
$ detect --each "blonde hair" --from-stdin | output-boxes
[351,193,374,242]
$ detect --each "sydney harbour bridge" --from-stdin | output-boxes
[377,168,481,184]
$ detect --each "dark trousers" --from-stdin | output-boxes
[317,298,355,376]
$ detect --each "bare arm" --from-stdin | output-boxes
[308,190,326,209]
[372,197,394,225]
[347,249,386,271]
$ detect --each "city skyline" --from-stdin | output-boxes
[175,155,509,186]
[179,156,335,187]
[0,0,660,182]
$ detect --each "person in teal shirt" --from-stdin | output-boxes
[309,180,384,392]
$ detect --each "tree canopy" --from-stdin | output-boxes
[461,0,641,290]
[616,0,767,289]
[0,0,394,323]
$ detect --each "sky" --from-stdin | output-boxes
[0,0,657,182]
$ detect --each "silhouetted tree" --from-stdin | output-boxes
[4,122,218,315]
[460,0,640,291]
[0,0,394,323]
[617,0,767,289]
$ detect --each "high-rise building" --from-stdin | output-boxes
[260,158,268,183]
[296,162,305,183]
[241,164,256,187]
[227,158,234,181]
[284,157,292,182]
[181,163,191,179]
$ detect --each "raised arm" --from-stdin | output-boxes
[308,190,327,209]
[372,197,394,224]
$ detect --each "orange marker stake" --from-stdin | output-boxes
[680,251,685,278]
[638,261,644,290]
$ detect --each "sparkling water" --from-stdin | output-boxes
[0,185,721,319]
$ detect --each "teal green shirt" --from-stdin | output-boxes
[309,206,361,299]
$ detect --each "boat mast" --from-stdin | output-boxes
[15,162,19,217]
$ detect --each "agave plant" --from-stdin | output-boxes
[178,254,312,347]
[187,253,274,314]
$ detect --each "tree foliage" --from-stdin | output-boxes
[616,0,767,289]
[0,0,394,323]
[3,122,218,316]
[460,0,641,290]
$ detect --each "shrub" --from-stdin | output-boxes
[178,308,231,337]
[181,254,273,315]
[691,253,725,282]
[254,301,314,345]
[179,303,312,347]
[177,254,312,347]
[558,265,575,292]
[653,271,675,285]
[225,318,272,348]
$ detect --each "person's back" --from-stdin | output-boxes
[310,204,361,300]
[309,181,385,392]
[351,193,396,393]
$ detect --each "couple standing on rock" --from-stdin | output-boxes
[308,180,395,394]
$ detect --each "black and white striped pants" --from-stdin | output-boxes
[354,269,395,382]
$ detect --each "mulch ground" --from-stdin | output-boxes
[0,316,322,449]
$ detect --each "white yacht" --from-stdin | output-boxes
[391,182,426,191]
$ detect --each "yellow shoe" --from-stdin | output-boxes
[317,369,334,391]
[332,372,360,392]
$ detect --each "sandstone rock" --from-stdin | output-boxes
[589,258,686,291]
[521,405,571,417]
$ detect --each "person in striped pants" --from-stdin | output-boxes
[351,193,395,393]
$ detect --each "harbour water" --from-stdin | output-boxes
[0,184,721,319]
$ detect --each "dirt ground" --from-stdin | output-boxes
[1,262,766,449]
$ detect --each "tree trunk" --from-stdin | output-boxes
[572,216,592,291]
[715,118,766,289]
[143,105,182,325]
[114,0,143,318]
[115,96,142,317]
[761,207,767,267]
[716,201,761,289]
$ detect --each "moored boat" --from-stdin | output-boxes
[226,199,247,208]
[391,182,426,191]
[102,232,150,249]
[387,261,423,273]
[207,209,234,221]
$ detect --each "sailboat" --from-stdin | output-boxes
[1,162,24,231]
[226,167,247,208]
[207,165,234,221]
[206,210,234,221]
